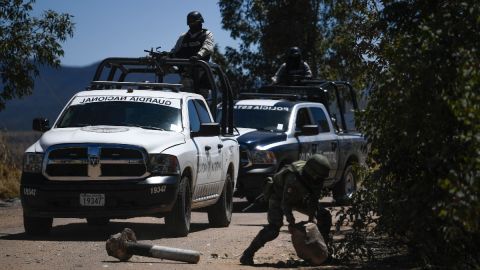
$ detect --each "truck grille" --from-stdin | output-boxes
[44,145,148,180]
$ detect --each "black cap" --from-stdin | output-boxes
[187,11,204,25]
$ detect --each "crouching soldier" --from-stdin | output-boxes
[240,154,332,265]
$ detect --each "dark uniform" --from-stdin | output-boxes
[240,154,332,265]
[170,11,214,61]
[272,46,312,84]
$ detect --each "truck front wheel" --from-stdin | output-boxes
[333,164,357,205]
[207,171,233,227]
[24,215,53,236]
[165,175,192,237]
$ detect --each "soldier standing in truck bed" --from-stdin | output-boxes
[240,154,332,265]
[170,11,214,62]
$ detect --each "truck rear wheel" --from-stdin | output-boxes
[333,164,357,205]
[208,171,233,227]
[165,176,191,237]
[23,215,53,236]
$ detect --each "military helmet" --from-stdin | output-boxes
[303,154,331,181]
[287,46,302,59]
[187,11,204,25]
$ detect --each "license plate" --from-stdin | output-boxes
[79,193,105,206]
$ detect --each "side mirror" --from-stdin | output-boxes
[296,125,319,136]
[192,123,220,137]
[33,118,50,132]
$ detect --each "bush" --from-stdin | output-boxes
[0,163,20,200]
[334,1,480,269]
[0,133,21,200]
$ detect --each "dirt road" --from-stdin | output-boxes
[0,198,341,270]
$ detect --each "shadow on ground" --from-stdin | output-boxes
[0,220,212,242]
[0,200,273,242]
[232,199,336,214]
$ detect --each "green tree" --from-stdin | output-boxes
[218,0,375,91]
[0,0,74,110]
[337,1,480,268]
[219,0,325,89]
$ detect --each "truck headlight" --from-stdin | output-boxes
[23,153,44,173]
[149,154,180,175]
[250,150,276,165]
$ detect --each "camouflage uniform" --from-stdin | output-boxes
[240,154,332,265]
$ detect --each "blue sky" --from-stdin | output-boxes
[33,0,238,67]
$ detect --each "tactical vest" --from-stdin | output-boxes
[264,160,307,201]
[175,29,208,60]
[285,62,309,76]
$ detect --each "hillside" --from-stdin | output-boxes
[0,64,98,130]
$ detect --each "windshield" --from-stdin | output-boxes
[57,100,182,131]
[231,105,291,132]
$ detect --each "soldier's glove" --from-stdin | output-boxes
[190,55,200,61]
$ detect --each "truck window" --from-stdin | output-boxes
[227,104,291,132]
[324,85,343,132]
[309,107,330,133]
[57,101,181,131]
[193,99,213,123]
[337,84,357,132]
[295,108,313,131]
[188,100,201,132]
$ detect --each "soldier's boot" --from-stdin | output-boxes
[239,239,262,265]
[240,225,280,265]
[316,207,332,243]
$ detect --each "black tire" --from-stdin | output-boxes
[165,175,192,237]
[208,171,233,227]
[333,164,357,205]
[86,218,110,226]
[23,215,53,236]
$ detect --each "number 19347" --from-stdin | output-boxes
[150,185,167,194]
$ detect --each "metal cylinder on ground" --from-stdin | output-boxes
[106,228,200,264]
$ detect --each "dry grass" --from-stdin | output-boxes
[0,132,28,200]
[0,163,20,200]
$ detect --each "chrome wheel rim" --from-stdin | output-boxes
[345,170,356,198]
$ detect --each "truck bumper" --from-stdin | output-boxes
[237,166,277,197]
[20,173,180,219]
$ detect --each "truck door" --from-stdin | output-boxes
[188,99,223,186]
[295,107,316,161]
[308,106,340,182]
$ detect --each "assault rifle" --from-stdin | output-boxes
[242,176,274,212]
[241,194,265,212]
[144,47,170,59]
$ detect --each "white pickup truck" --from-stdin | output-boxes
[20,56,239,237]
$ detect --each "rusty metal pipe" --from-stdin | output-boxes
[106,228,200,264]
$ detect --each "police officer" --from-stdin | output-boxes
[170,11,214,61]
[272,46,312,84]
[240,154,332,265]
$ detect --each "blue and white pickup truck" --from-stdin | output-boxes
[231,81,367,204]
[20,56,239,236]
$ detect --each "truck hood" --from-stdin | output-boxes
[235,127,257,137]
[37,126,186,153]
[237,129,287,150]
